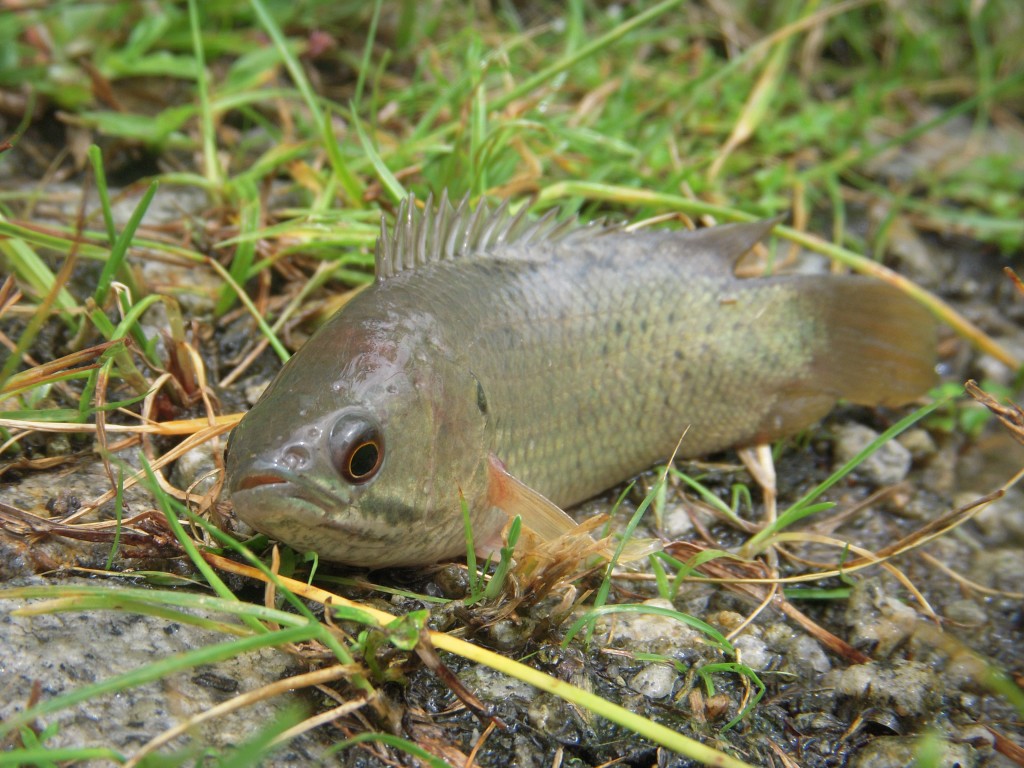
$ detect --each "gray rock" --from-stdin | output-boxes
[849,735,977,768]
[973,341,1024,387]
[870,208,952,290]
[896,428,937,461]
[0,578,330,765]
[628,663,677,699]
[833,423,913,486]
[244,380,271,407]
[790,635,832,675]
[863,111,975,182]
[943,598,987,626]
[659,504,695,539]
[760,623,830,678]
[830,660,940,718]
[970,547,1024,594]
[526,692,579,741]
[968,489,1024,544]
[591,598,704,656]
[732,633,770,670]
[458,664,535,705]
[941,644,993,691]
[845,579,919,658]
[170,442,221,499]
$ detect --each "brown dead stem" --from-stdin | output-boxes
[966,379,1024,446]
[666,540,870,664]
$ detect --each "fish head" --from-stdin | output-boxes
[225,297,491,567]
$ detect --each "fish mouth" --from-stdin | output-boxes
[229,470,466,568]
[228,468,394,549]
[230,467,348,512]
[235,473,288,491]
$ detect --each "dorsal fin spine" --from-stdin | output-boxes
[374,192,606,282]
[462,200,488,254]
[439,191,458,260]
[479,198,511,251]
[497,204,530,247]
[445,195,470,260]
[398,197,412,270]
[414,192,431,268]
[374,219,390,279]
[525,208,558,246]
[430,189,449,262]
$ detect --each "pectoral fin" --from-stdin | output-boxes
[483,454,661,564]
[485,454,579,540]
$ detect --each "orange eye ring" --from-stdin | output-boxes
[329,412,385,485]
[346,439,382,481]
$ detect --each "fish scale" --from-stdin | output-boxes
[226,196,936,567]
[446,256,819,505]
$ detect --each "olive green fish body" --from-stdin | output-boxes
[226,196,935,567]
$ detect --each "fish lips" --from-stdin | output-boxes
[228,469,404,565]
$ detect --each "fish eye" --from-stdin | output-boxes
[329,412,384,484]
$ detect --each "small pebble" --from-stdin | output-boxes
[733,634,770,670]
[432,563,469,598]
[790,635,831,674]
[943,648,990,690]
[660,505,694,539]
[845,580,918,658]
[760,624,830,678]
[486,617,536,652]
[956,723,996,751]
[45,433,73,458]
[707,610,745,632]
[871,207,952,289]
[591,597,702,655]
[833,423,912,486]
[761,623,796,648]
[973,341,1024,386]
[527,693,577,740]
[849,735,976,768]
[968,490,1024,544]
[170,443,220,497]
[896,428,936,461]
[943,598,986,626]
[971,548,1024,594]
[628,663,677,699]
[244,381,270,406]
[831,660,939,718]
[459,665,534,704]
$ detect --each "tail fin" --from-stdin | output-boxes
[747,277,937,446]
[813,277,937,407]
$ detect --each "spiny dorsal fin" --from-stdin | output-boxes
[374,191,608,282]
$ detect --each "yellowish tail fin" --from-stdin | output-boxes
[748,277,937,444]
[813,277,937,407]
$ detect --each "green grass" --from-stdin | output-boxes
[2,0,1024,765]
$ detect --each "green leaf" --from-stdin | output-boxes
[384,609,428,651]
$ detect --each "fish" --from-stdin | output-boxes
[225,193,936,568]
